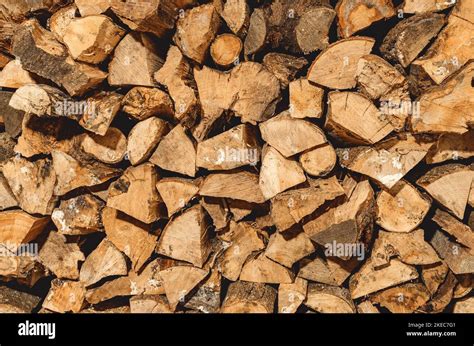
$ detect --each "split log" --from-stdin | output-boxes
[265,228,315,268]
[422,262,449,296]
[80,127,127,164]
[372,229,440,267]
[51,194,104,235]
[122,87,174,121]
[271,176,345,232]
[376,180,431,233]
[218,0,250,37]
[200,171,265,204]
[157,205,211,268]
[401,0,456,13]
[107,163,164,224]
[411,62,474,134]
[453,275,473,299]
[79,92,123,136]
[0,53,10,68]
[156,178,199,217]
[0,59,37,88]
[201,198,228,230]
[12,20,107,96]
[102,207,157,271]
[74,0,110,16]
[185,268,221,313]
[38,231,85,280]
[433,209,474,249]
[357,300,380,313]
[149,125,196,177]
[454,297,474,313]
[305,283,355,313]
[259,146,306,201]
[412,2,474,84]
[52,150,122,196]
[338,134,433,189]
[127,117,169,166]
[62,15,125,64]
[43,279,85,313]
[0,133,16,163]
[0,210,49,251]
[336,0,395,38]
[79,239,128,287]
[417,164,473,219]
[299,144,337,177]
[380,13,446,68]
[210,34,242,68]
[370,283,431,313]
[325,92,394,145]
[430,230,474,275]
[307,37,375,89]
[419,271,457,313]
[278,277,307,313]
[108,33,163,87]
[0,286,40,313]
[426,131,474,164]
[260,112,326,157]
[298,257,358,286]
[0,91,24,138]
[349,258,419,299]
[263,53,308,89]
[221,281,276,313]
[130,295,172,313]
[196,124,260,171]
[244,0,335,55]
[174,4,221,64]
[159,265,208,310]
[1,156,57,215]
[49,4,78,42]
[0,173,17,211]
[240,253,295,284]
[289,78,324,119]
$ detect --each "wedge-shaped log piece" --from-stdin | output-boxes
[0,59,37,88]
[221,281,276,313]
[157,205,211,268]
[271,176,345,232]
[81,127,127,164]
[185,268,221,313]
[0,286,40,313]
[200,171,265,204]
[454,297,474,313]
[376,180,431,233]
[426,132,474,164]
[193,62,280,139]
[338,134,433,189]
[307,37,375,89]
[299,144,337,177]
[430,230,474,275]
[201,197,228,230]
[303,180,374,251]
[0,133,15,164]
[305,283,355,313]
[326,92,394,145]
[370,283,430,313]
[150,125,196,177]
[75,0,110,16]
[0,174,17,211]
[12,20,107,96]
[298,257,358,286]
[0,210,48,251]
[357,301,380,313]
[2,156,57,215]
[259,146,306,201]
[107,163,163,224]
[336,0,395,38]
[39,231,85,280]
[419,271,457,313]
[108,33,163,87]
[422,262,449,296]
[278,277,307,313]
[43,279,85,313]
[265,229,315,268]
[102,207,157,271]
[417,164,474,219]
[154,46,198,125]
[433,209,474,249]
[372,229,440,267]
[240,253,295,284]
[260,112,326,157]
[211,33,242,68]
[79,239,128,287]
[156,178,199,217]
[52,194,104,235]
[0,91,24,138]
[217,0,250,36]
[159,265,209,310]
[79,92,123,136]
[130,295,172,313]
[196,124,260,170]
[218,221,264,281]
[52,151,122,196]
[174,4,221,64]
[122,87,174,121]
[412,2,474,84]
[62,15,125,64]
[127,117,169,166]
[380,13,445,68]
[349,258,419,299]
[411,62,474,134]
[49,4,78,42]
[0,0,63,22]
[289,78,324,119]
[263,53,308,89]
[402,0,455,13]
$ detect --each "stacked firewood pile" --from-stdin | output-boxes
[0,0,473,314]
